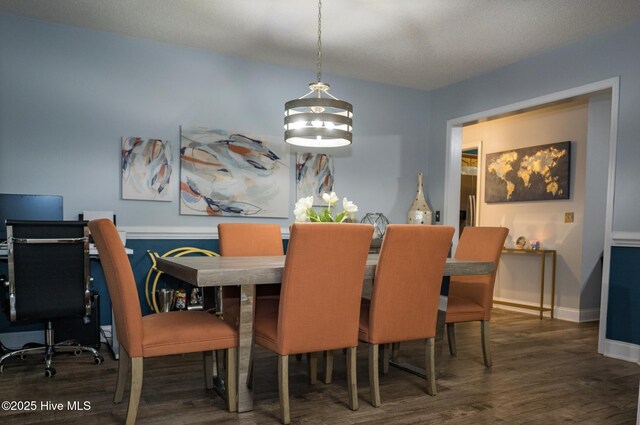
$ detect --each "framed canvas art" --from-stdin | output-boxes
[179,127,289,217]
[485,141,571,203]
[296,153,334,205]
[121,137,173,201]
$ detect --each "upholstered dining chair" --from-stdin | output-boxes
[217,223,288,381]
[445,226,509,368]
[217,223,284,328]
[89,219,239,425]
[358,224,454,407]
[251,222,373,424]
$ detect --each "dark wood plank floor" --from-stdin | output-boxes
[1,309,638,424]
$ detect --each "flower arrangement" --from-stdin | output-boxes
[294,192,358,222]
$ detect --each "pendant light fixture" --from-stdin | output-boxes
[284,0,353,148]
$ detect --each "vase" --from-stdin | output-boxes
[361,212,390,239]
[408,172,433,225]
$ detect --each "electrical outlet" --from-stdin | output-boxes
[564,212,574,223]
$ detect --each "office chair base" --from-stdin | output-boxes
[0,322,104,377]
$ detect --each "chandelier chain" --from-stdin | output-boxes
[316,0,322,83]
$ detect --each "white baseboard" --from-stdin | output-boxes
[601,338,640,363]
[0,330,44,349]
[492,297,600,323]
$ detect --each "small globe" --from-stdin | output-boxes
[361,213,390,239]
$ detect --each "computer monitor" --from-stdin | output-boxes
[0,193,63,242]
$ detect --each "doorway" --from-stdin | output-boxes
[443,78,619,356]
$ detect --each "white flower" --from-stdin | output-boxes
[342,197,358,214]
[322,191,339,207]
[293,196,314,222]
[294,209,309,222]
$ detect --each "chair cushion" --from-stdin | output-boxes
[445,295,485,324]
[141,310,237,358]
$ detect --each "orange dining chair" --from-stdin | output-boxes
[358,224,454,407]
[445,226,509,368]
[217,223,284,328]
[217,223,289,380]
[251,222,373,424]
[89,219,239,424]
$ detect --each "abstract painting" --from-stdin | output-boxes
[179,127,289,217]
[121,137,173,201]
[296,153,334,205]
[485,141,571,203]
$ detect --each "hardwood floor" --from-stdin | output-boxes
[1,309,638,424]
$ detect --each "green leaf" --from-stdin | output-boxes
[335,212,347,222]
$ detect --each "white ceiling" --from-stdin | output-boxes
[2,0,640,90]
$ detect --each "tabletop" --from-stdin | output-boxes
[154,254,495,287]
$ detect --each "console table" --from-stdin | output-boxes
[494,248,556,319]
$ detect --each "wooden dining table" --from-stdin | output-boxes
[155,253,494,413]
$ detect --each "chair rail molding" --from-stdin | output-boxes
[610,232,640,247]
[120,226,291,240]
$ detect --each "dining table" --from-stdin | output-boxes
[155,253,495,413]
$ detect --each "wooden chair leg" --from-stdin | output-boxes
[226,347,238,412]
[215,349,225,378]
[425,338,437,396]
[278,355,291,425]
[346,347,359,411]
[447,323,457,356]
[323,350,334,384]
[126,357,143,425]
[114,346,130,403]
[307,352,318,385]
[203,351,214,390]
[481,320,492,368]
[382,344,390,375]
[368,343,381,407]
[391,342,400,361]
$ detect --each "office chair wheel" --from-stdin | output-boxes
[0,365,4,373]
[94,355,104,365]
[45,367,56,378]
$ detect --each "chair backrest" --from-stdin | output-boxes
[6,220,89,322]
[368,225,454,344]
[450,226,509,319]
[276,223,373,355]
[88,218,144,357]
[218,223,283,256]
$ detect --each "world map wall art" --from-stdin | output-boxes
[179,127,289,217]
[484,141,571,203]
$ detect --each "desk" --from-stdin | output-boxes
[494,248,556,319]
[155,254,494,413]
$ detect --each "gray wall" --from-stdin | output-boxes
[427,21,640,233]
[0,13,429,227]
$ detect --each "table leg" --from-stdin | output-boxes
[388,276,450,379]
[237,283,255,412]
[539,252,546,320]
[211,284,256,412]
[551,252,556,319]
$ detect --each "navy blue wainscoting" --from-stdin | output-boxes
[606,246,640,344]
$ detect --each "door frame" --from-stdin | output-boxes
[443,77,619,355]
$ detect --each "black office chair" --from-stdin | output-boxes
[0,220,103,377]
